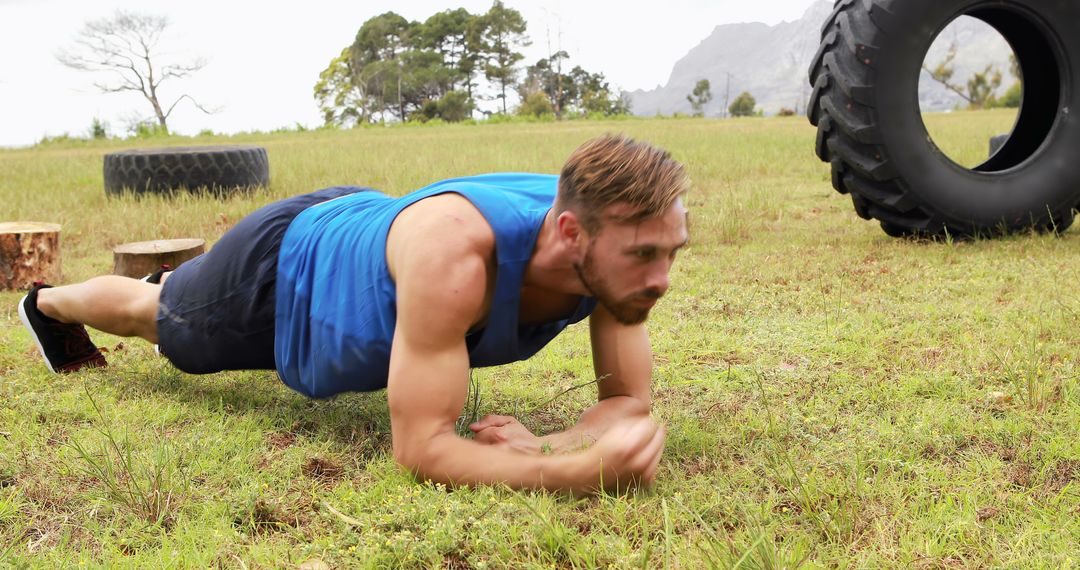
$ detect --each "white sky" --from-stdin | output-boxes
[0,0,816,147]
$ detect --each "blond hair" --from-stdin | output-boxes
[556,134,689,233]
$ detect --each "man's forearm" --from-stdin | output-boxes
[539,395,650,454]
[403,431,590,492]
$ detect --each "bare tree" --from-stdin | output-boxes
[57,11,214,133]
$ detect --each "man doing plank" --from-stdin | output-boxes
[19,134,690,495]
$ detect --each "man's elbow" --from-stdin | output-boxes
[391,429,428,474]
[392,442,419,473]
[391,432,450,481]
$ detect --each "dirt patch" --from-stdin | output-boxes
[976,506,1000,522]
[1046,459,1080,494]
[445,552,474,570]
[302,456,344,482]
[924,436,1021,466]
[233,497,292,535]
[265,431,297,449]
[1006,462,1036,488]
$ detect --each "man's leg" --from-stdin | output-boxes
[35,277,162,343]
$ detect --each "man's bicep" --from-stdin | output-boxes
[589,303,653,404]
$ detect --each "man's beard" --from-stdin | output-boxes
[573,246,662,325]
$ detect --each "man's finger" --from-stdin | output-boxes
[627,416,659,446]
[631,424,666,473]
[471,415,513,430]
[642,429,666,482]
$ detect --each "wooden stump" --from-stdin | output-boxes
[113,238,205,279]
[0,222,62,290]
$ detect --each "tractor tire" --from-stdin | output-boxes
[104,145,270,196]
[808,0,1080,238]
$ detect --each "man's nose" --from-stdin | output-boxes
[645,264,671,297]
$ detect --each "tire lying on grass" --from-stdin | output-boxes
[808,0,1080,238]
[104,145,270,196]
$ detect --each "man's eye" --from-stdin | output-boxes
[634,250,654,259]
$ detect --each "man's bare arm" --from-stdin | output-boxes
[470,303,654,454]
[542,303,654,452]
[387,204,662,492]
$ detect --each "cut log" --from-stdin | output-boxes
[113,238,205,279]
[0,222,62,290]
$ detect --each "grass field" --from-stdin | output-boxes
[1,111,1078,568]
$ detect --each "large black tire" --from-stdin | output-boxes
[104,145,270,196]
[808,0,1080,238]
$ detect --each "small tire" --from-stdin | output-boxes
[104,145,270,196]
[808,0,1080,238]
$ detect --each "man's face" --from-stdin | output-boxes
[572,199,689,325]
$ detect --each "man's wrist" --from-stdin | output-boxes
[538,432,595,455]
[539,449,596,495]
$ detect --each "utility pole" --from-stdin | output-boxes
[797,80,809,116]
[722,72,733,119]
[541,7,564,119]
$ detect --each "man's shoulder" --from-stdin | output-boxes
[411,173,558,207]
[386,194,495,289]
[394,193,495,252]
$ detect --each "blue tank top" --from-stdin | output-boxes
[274,173,598,398]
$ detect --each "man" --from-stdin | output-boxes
[19,134,690,495]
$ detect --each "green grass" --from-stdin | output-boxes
[1,111,1078,568]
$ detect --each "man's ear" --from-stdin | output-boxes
[556,210,585,246]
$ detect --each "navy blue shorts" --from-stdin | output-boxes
[157,186,370,374]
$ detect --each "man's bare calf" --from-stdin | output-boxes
[36,276,162,343]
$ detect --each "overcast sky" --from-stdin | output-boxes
[0,0,817,147]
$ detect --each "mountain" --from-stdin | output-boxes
[626,0,1016,116]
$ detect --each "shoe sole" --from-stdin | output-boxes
[18,294,58,374]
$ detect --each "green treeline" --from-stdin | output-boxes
[313,2,630,126]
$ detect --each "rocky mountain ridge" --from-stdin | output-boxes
[627,0,1016,117]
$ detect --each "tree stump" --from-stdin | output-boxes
[113,238,205,279]
[0,222,62,290]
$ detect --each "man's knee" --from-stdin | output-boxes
[126,280,162,341]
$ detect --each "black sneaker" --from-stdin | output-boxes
[18,284,108,373]
[141,264,172,284]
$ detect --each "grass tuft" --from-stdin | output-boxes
[65,389,186,529]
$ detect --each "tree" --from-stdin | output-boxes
[967,66,1003,109]
[729,91,757,117]
[56,11,213,133]
[687,79,712,117]
[520,50,572,117]
[418,9,476,93]
[314,47,370,127]
[481,1,529,114]
[922,43,1003,109]
[516,91,554,118]
[351,12,418,121]
[519,53,630,119]
[569,65,627,116]
[435,90,475,122]
[89,118,109,139]
[996,82,1022,108]
[993,54,1022,109]
[314,5,534,124]
[317,10,490,126]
